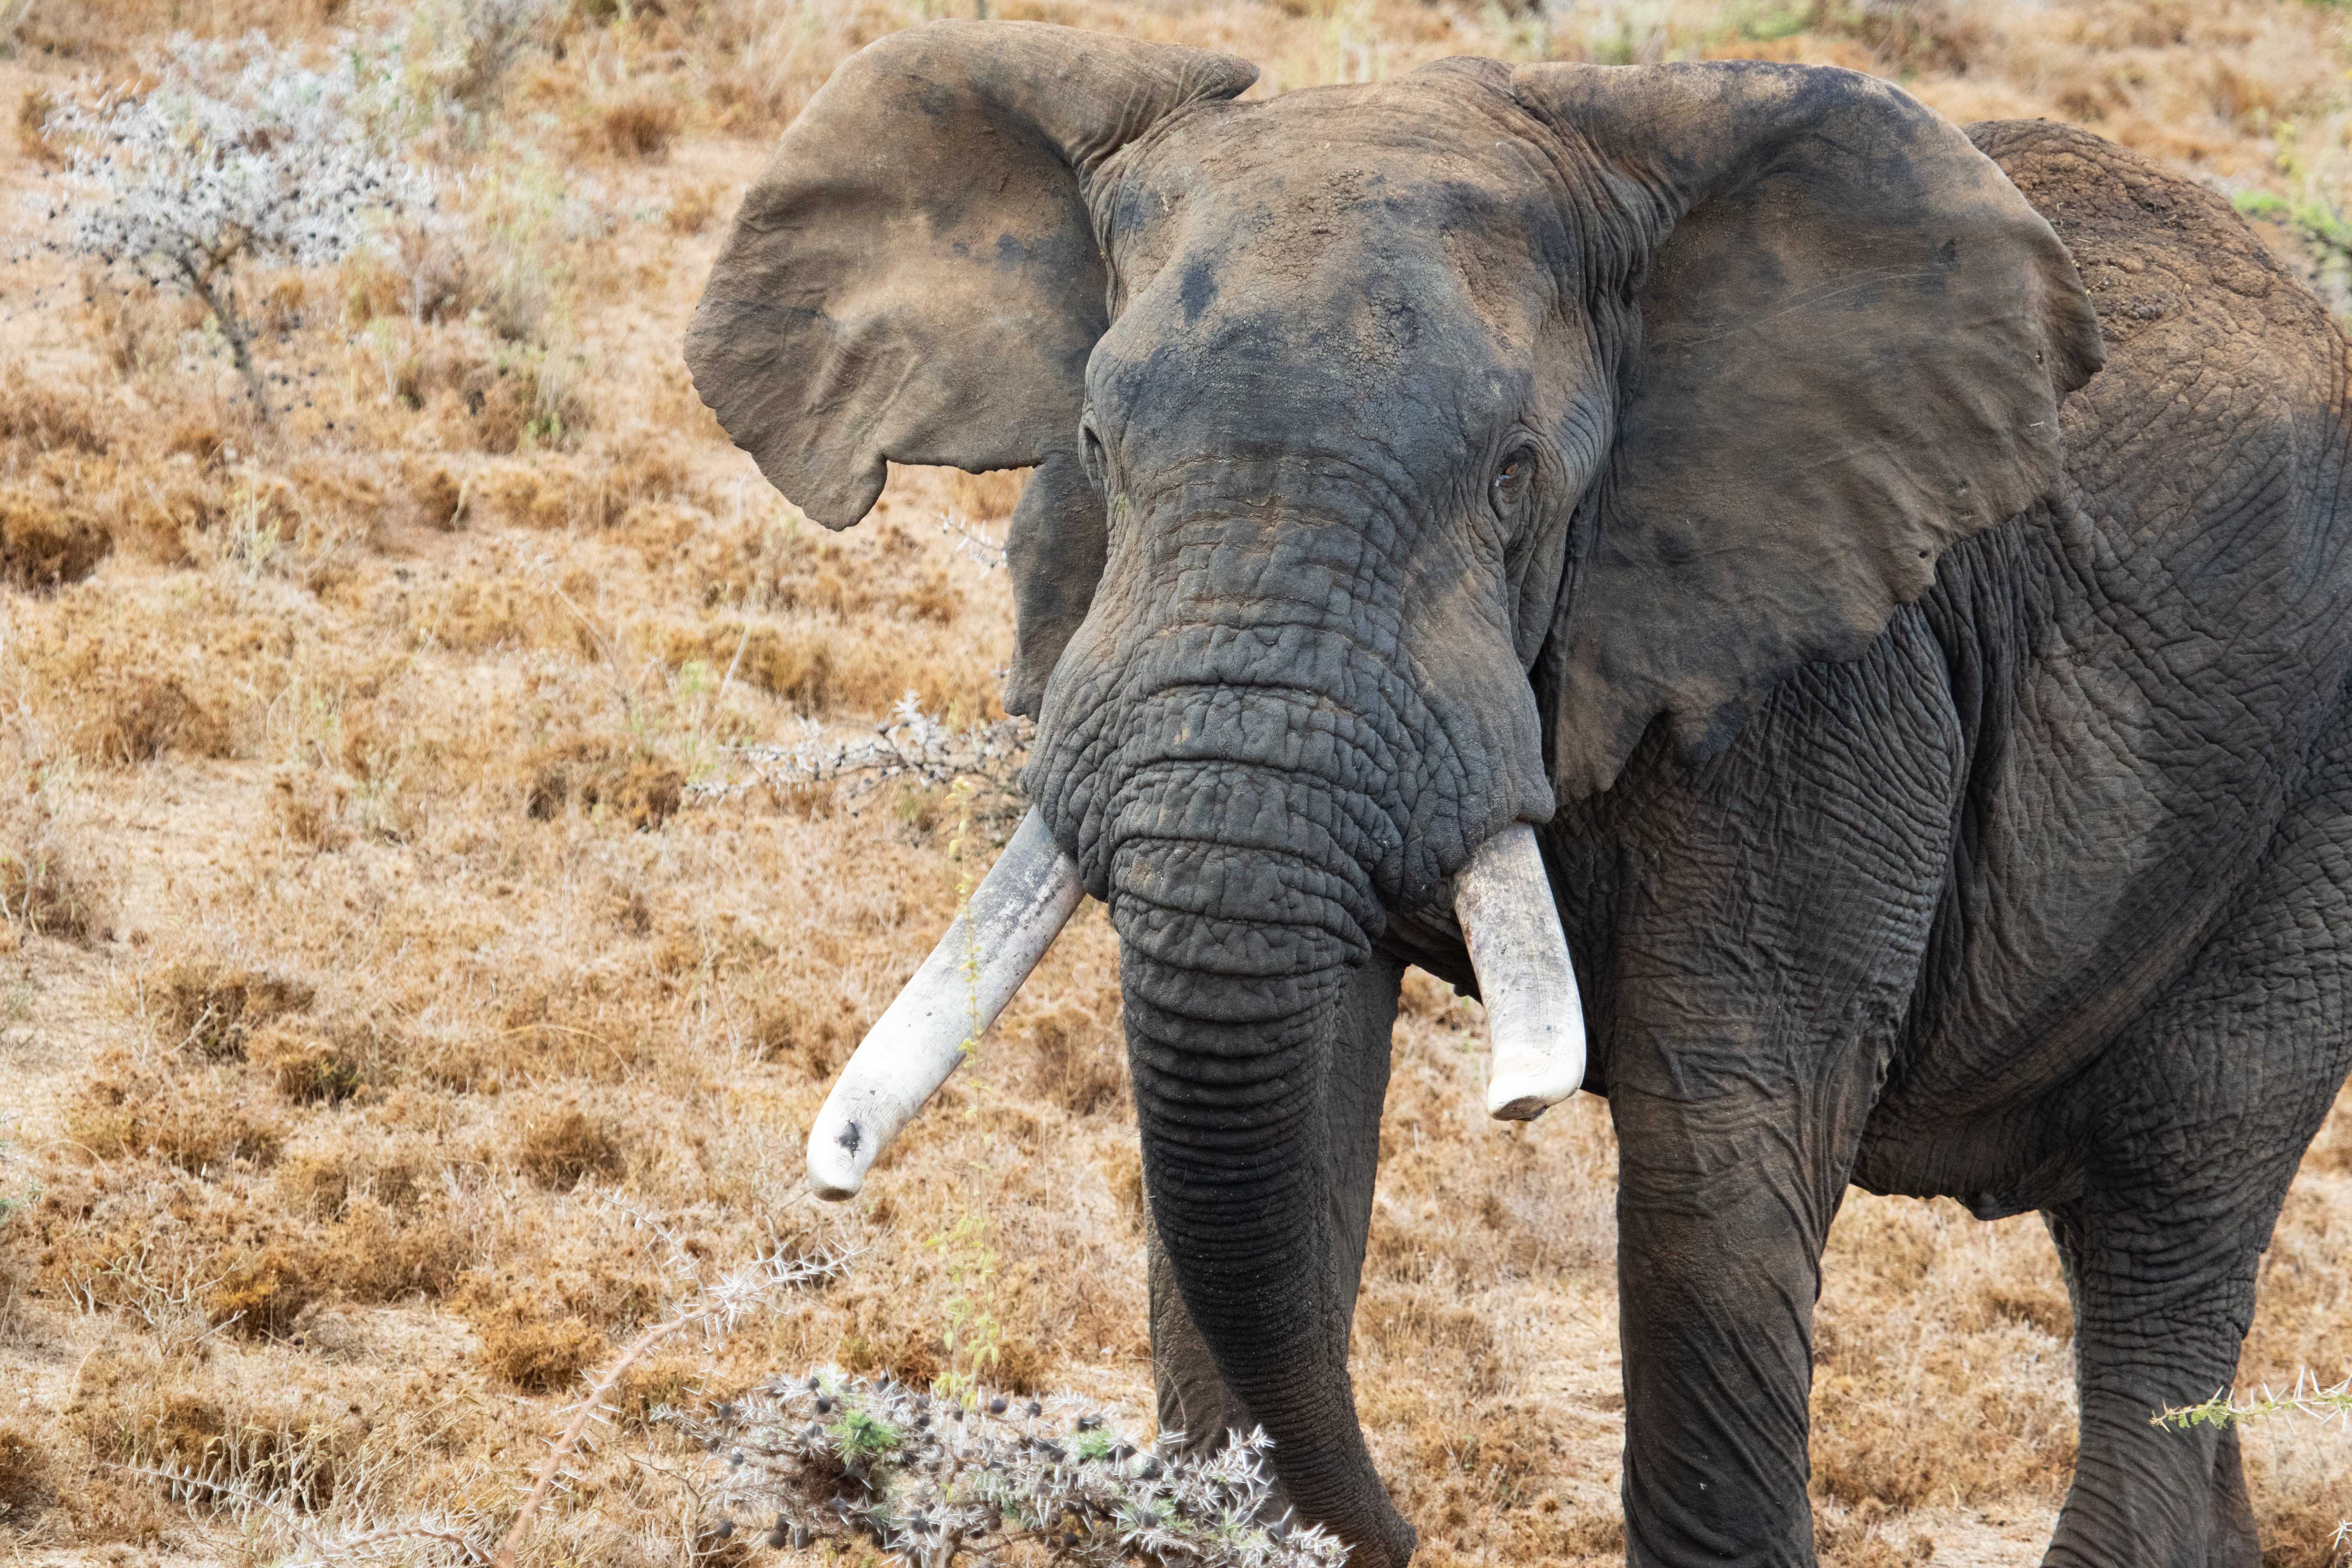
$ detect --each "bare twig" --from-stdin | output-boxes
[489,1245,855,1568]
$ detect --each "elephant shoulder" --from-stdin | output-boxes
[1964,118,2327,352]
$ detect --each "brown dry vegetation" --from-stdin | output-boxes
[0,0,2349,1563]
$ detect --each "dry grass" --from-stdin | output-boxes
[0,0,2348,1563]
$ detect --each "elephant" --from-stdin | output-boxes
[685,23,2352,1567]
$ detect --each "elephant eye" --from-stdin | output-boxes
[1493,446,1536,508]
[1081,423,1109,487]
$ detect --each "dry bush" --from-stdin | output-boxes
[144,960,315,1059]
[0,1422,51,1523]
[15,87,63,166]
[0,788,111,942]
[595,89,680,159]
[0,488,111,590]
[0,374,113,453]
[479,1309,606,1391]
[65,1056,288,1173]
[523,741,683,829]
[514,1106,625,1188]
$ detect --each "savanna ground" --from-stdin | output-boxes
[1,0,2349,1562]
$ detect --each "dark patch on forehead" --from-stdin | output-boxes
[1180,260,1218,325]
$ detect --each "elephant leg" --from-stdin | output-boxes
[2040,1197,2266,1568]
[1149,953,1404,1455]
[1614,1085,1862,1568]
[2041,710,2352,1568]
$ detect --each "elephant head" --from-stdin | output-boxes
[687,27,2098,1562]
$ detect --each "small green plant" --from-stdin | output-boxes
[828,1406,904,1464]
[923,1213,1003,1409]
[2153,1368,2352,1430]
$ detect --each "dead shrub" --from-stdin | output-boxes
[0,1422,51,1522]
[0,793,111,942]
[145,960,315,1059]
[271,766,352,851]
[523,742,682,830]
[257,1028,365,1106]
[479,1310,606,1392]
[839,1325,942,1389]
[0,379,112,454]
[65,1064,286,1173]
[0,490,111,591]
[15,88,62,168]
[206,1242,317,1338]
[749,997,854,1075]
[136,1391,340,1510]
[1829,0,1983,76]
[323,1197,466,1303]
[165,418,227,466]
[93,677,235,765]
[673,621,842,709]
[596,91,680,159]
[1978,1282,2073,1340]
[515,1107,625,1188]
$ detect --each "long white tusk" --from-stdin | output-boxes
[1454,823,1586,1122]
[806,806,1084,1200]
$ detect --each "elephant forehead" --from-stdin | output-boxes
[1102,77,1573,353]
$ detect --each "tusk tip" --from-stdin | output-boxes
[806,1119,870,1201]
[1485,1071,1576,1123]
[1486,1092,1557,1123]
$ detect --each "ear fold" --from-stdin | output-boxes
[1512,61,2104,798]
[685,20,1256,530]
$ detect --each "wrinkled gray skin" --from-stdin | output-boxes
[688,25,2352,1567]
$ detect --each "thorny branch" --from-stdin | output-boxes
[674,1374,1346,1568]
[688,694,1032,828]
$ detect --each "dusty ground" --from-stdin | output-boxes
[0,0,2349,1564]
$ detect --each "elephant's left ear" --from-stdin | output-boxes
[1512,61,2104,798]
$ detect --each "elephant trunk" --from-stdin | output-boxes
[1111,813,1416,1568]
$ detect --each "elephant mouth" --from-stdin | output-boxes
[801,809,1586,1199]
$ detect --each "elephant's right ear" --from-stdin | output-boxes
[685,21,1257,529]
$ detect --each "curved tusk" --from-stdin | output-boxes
[806,806,1084,1200]
[1454,823,1586,1122]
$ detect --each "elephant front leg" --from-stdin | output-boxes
[1613,1085,1859,1568]
[1583,612,1964,1566]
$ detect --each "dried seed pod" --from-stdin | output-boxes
[988,1396,1008,1415]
